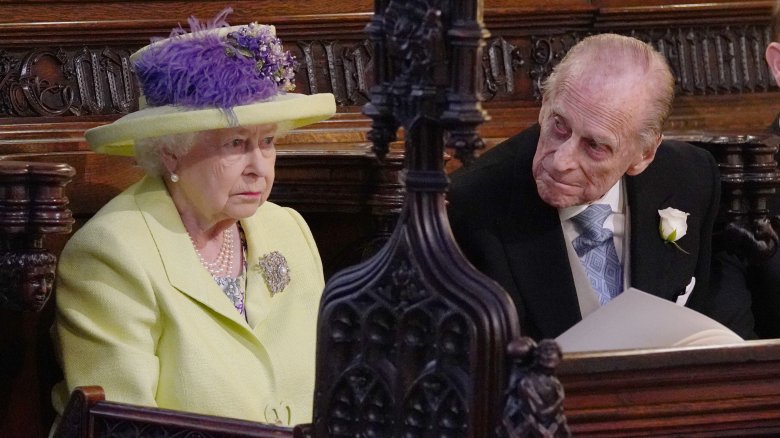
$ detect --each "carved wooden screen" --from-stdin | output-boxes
[308,0,522,436]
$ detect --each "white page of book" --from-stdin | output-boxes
[556,287,744,352]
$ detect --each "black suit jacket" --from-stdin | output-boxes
[448,124,722,340]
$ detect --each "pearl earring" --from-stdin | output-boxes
[170,173,179,183]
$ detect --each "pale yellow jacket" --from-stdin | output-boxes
[51,175,324,426]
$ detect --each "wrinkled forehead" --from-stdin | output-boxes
[574,59,649,99]
[196,123,279,142]
[554,79,639,142]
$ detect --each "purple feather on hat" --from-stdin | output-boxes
[133,7,296,114]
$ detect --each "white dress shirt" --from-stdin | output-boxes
[558,180,630,318]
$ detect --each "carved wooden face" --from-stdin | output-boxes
[0,258,55,312]
[21,263,55,312]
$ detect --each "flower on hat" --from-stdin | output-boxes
[658,207,690,254]
[133,7,296,113]
[225,23,296,93]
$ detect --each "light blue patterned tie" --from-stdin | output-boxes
[571,204,623,304]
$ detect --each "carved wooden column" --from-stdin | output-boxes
[682,133,780,262]
[305,0,528,436]
[0,161,75,311]
[0,160,75,437]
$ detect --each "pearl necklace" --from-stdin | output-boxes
[189,227,234,278]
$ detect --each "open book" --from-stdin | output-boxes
[556,287,744,352]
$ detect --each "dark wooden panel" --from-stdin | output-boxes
[559,341,780,436]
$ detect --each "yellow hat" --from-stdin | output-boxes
[85,9,335,156]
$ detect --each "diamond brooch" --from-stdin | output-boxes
[257,251,290,296]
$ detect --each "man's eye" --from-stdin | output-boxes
[231,139,245,147]
[586,140,609,155]
[552,116,567,133]
[263,136,275,145]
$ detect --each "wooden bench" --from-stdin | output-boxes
[55,387,295,438]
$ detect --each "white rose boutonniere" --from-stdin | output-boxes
[658,207,690,254]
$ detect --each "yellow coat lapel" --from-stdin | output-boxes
[242,216,273,329]
[134,176,250,330]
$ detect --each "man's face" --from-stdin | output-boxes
[532,76,655,208]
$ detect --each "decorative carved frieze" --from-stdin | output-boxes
[0,22,774,119]
[294,40,373,106]
[636,25,774,95]
[0,47,137,117]
[479,24,775,102]
[0,40,374,118]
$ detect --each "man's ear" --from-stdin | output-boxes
[626,138,660,176]
[766,42,780,87]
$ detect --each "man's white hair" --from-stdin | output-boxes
[540,33,675,152]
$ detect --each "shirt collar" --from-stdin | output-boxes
[558,179,622,221]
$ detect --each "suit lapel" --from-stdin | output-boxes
[496,147,582,338]
[134,176,252,329]
[626,173,683,301]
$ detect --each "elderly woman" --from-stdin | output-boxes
[51,9,335,426]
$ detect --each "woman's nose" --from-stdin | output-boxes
[245,144,273,175]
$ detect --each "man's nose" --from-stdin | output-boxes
[550,137,578,172]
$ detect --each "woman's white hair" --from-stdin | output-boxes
[134,131,198,176]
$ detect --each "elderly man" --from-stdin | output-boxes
[448,33,727,340]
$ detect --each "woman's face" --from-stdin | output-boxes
[166,123,277,228]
